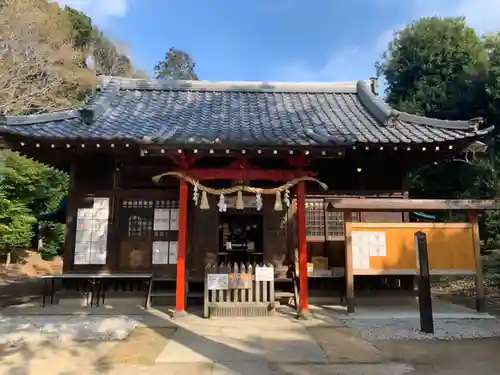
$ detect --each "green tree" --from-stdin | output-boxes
[0,151,68,256]
[376,16,488,121]
[64,6,94,52]
[484,33,500,129]
[377,16,500,246]
[154,47,199,80]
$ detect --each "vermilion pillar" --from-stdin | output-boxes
[296,181,310,318]
[175,180,188,313]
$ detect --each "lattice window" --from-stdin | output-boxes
[326,211,360,237]
[122,200,154,209]
[305,198,360,238]
[305,199,324,236]
[127,215,153,237]
[121,200,155,237]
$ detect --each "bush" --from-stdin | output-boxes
[38,221,66,259]
[0,194,36,255]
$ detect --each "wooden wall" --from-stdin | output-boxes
[64,153,408,277]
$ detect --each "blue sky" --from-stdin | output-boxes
[56,0,500,85]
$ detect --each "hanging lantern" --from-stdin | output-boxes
[274,191,283,211]
[200,191,210,210]
[256,192,263,211]
[236,190,245,210]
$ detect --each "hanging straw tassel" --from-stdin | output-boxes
[274,191,283,211]
[236,190,245,210]
[200,191,210,210]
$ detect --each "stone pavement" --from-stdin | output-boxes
[1,306,500,374]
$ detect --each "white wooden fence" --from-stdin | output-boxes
[203,262,275,318]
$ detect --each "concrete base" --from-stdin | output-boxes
[169,309,188,319]
[296,308,312,320]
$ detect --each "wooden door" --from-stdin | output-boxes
[119,199,154,271]
[118,197,179,276]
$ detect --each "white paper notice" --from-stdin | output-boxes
[255,266,274,281]
[153,209,170,231]
[152,241,169,264]
[169,209,179,231]
[74,243,90,265]
[207,274,229,290]
[168,241,178,264]
[351,231,370,269]
[368,231,387,257]
[90,248,107,264]
[93,198,110,220]
[74,197,110,265]
[77,208,93,219]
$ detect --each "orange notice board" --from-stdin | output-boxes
[348,223,476,275]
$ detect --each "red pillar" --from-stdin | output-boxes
[175,180,188,312]
[296,181,309,317]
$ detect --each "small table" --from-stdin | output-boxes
[42,273,153,309]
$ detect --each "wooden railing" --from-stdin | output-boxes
[203,262,275,318]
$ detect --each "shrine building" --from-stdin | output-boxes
[0,76,493,315]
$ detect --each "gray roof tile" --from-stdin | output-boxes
[0,77,491,147]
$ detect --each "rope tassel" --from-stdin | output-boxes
[200,191,210,210]
[274,191,283,211]
[236,190,245,210]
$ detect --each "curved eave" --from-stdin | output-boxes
[355,80,484,132]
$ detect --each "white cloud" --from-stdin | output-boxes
[280,0,500,82]
[53,0,128,25]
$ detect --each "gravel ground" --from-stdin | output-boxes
[340,317,500,341]
[0,315,143,344]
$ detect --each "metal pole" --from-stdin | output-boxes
[414,231,434,334]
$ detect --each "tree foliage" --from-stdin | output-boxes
[0,151,68,256]
[0,151,68,214]
[0,0,146,258]
[376,16,488,120]
[0,192,36,253]
[63,5,145,78]
[0,0,96,115]
[154,48,199,80]
[377,16,500,246]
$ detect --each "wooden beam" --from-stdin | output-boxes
[326,198,497,212]
[468,212,486,313]
[174,168,316,181]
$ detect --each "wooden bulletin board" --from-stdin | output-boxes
[348,222,476,275]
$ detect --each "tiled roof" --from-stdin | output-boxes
[0,76,492,147]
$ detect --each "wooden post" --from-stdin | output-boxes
[63,160,77,273]
[468,212,486,313]
[175,180,188,315]
[296,181,310,319]
[414,231,434,333]
[323,198,329,254]
[344,211,355,313]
